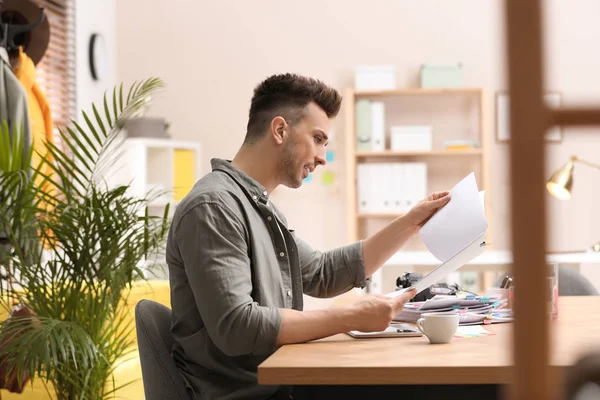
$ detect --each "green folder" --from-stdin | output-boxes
[355,99,372,151]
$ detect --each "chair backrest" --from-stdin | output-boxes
[557,265,599,296]
[494,265,599,296]
[135,299,191,400]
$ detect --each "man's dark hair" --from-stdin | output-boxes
[244,73,342,144]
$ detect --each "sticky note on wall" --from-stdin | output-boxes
[321,171,335,185]
[174,149,195,201]
[326,151,335,163]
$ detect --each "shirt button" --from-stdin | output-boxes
[279,251,285,257]
[267,216,272,221]
[286,289,292,297]
[263,191,268,196]
[252,195,257,201]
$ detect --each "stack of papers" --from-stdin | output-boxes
[387,172,489,298]
[393,294,514,326]
[382,172,513,327]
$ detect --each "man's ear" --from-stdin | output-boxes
[270,116,287,145]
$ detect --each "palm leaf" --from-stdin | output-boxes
[103,92,113,128]
[0,316,99,381]
[0,124,40,280]
[81,110,102,147]
[92,103,107,137]
[64,126,95,172]
[37,78,165,203]
[118,83,124,113]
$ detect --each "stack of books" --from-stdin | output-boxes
[394,294,514,326]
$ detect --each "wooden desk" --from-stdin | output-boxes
[258,297,600,386]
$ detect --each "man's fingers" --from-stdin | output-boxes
[391,288,416,309]
[429,191,450,201]
[432,191,450,200]
[404,287,417,299]
[431,193,451,208]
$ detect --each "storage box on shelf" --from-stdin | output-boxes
[344,87,491,294]
[354,66,397,91]
[390,125,432,151]
[420,64,464,88]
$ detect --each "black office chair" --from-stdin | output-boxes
[135,300,192,400]
[557,265,599,296]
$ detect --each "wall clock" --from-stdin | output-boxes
[88,33,107,81]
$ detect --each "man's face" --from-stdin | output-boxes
[278,102,330,188]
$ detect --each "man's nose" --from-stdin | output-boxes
[315,152,326,167]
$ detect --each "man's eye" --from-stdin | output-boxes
[315,136,322,144]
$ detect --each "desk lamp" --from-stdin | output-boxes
[546,155,600,251]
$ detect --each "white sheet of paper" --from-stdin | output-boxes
[419,172,488,263]
[386,233,486,298]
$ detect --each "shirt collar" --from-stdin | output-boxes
[0,48,9,64]
[210,158,270,204]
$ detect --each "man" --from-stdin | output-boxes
[166,73,451,399]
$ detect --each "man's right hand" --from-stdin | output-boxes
[347,288,417,332]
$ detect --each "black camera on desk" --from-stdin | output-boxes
[395,272,463,302]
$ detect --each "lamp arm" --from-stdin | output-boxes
[573,156,600,171]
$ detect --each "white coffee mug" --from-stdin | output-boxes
[416,312,459,344]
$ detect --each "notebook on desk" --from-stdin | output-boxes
[347,323,423,339]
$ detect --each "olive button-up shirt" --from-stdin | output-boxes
[167,158,368,399]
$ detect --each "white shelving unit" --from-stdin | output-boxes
[115,137,202,212]
[109,137,202,278]
[344,87,492,294]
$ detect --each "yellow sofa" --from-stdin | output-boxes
[0,280,171,400]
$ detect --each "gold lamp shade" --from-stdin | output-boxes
[546,155,600,252]
[546,159,574,200]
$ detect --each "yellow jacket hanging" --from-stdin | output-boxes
[14,46,55,186]
[14,47,56,249]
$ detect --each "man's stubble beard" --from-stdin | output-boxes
[278,136,302,189]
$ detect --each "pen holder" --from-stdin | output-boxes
[486,264,558,319]
[485,287,513,309]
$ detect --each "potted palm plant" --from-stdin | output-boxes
[0,78,171,399]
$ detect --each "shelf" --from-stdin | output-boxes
[356,149,483,158]
[353,88,482,97]
[148,199,178,207]
[344,85,491,254]
[358,213,406,219]
[124,137,201,151]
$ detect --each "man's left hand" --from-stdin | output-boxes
[405,191,451,229]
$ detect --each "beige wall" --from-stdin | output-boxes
[115,1,600,294]
[75,0,118,115]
